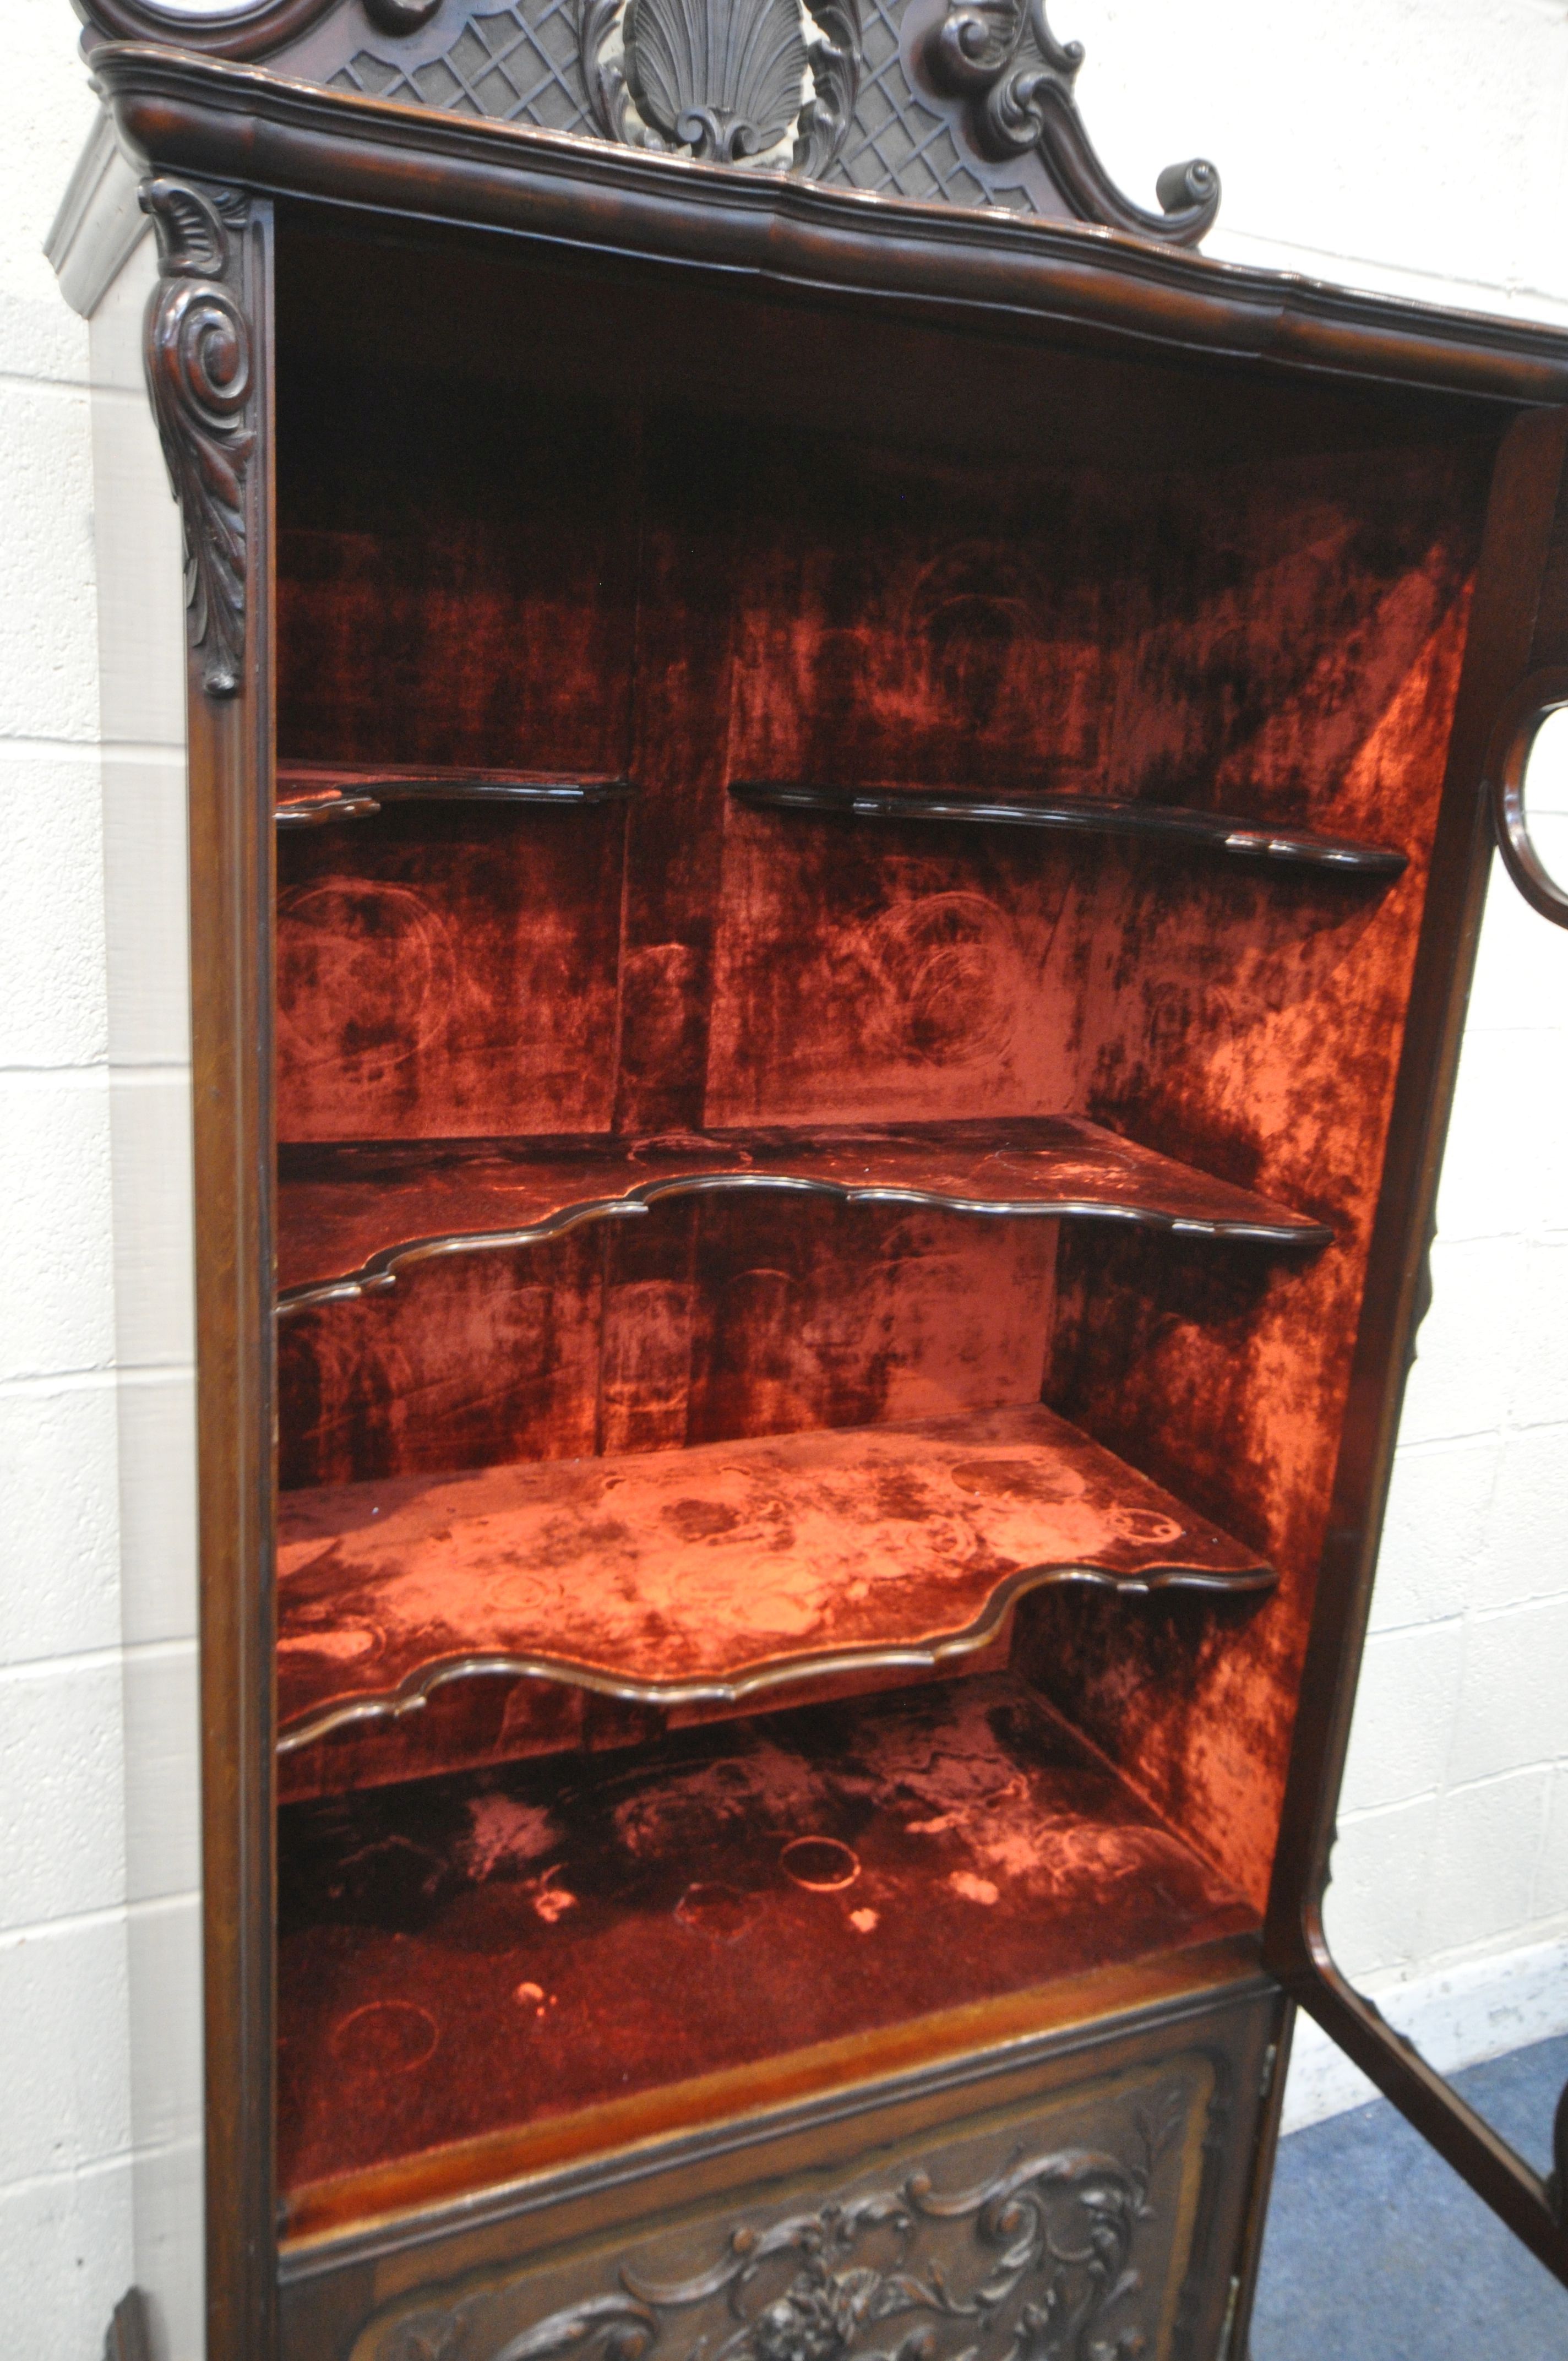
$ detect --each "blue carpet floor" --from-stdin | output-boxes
[1250,2031,1568,2359]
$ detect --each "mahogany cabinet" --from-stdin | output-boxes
[52,3,1568,2352]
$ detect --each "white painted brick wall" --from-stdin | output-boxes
[4,0,1568,2345]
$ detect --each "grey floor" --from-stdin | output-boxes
[1250,2032,1568,2359]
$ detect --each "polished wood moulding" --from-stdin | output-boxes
[275,1671,1258,2212]
[733,780,1409,874]
[275,1118,1332,1308]
[275,1403,1275,1751]
[275,761,634,825]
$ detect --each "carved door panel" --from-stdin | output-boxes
[287,1988,1275,2361]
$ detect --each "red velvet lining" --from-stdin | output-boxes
[273,229,1499,1968]
[277,1199,1059,1492]
[276,1673,1256,2201]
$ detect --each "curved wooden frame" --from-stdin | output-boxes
[73,0,342,60]
[1487,664,1568,929]
[1264,409,1568,2290]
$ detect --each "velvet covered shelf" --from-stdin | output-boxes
[275,1402,1275,1755]
[275,1117,1331,1309]
[275,762,633,824]
[733,780,1408,873]
[276,1671,1259,2222]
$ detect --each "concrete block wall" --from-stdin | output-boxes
[1,7,132,2352]
[2,0,1566,2344]
[1,4,199,2352]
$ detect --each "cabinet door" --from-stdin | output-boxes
[1264,403,1568,2288]
[282,1987,1276,2361]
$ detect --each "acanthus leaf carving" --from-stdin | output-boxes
[373,2103,1188,2361]
[140,177,255,699]
[924,0,1219,246]
[579,0,859,177]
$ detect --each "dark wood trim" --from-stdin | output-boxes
[182,189,278,2361]
[1485,665,1568,928]
[1263,405,1568,2287]
[91,44,1568,407]
[1226,1995,1295,2361]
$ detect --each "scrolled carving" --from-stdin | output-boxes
[140,178,255,698]
[924,0,1219,246]
[370,2104,1188,2361]
[792,0,861,179]
[578,0,859,176]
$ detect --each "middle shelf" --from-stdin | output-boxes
[276,1116,1331,1309]
[276,1401,1276,1753]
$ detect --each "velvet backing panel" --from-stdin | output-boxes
[1030,439,1492,1902]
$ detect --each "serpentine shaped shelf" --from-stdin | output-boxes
[275,1403,1276,1751]
[732,781,1408,875]
[275,763,634,825]
[275,1118,1332,1312]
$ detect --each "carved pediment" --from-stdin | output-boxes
[78,0,1218,239]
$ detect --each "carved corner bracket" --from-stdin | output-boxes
[578,0,861,177]
[141,178,256,699]
[924,0,1218,244]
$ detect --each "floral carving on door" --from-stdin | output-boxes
[372,2093,1192,2361]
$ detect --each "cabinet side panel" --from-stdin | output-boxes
[1027,434,1497,1907]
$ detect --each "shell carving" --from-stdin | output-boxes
[623,0,808,161]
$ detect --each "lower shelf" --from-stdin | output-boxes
[275,1672,1258,2211]
[276,1404,1274,1752]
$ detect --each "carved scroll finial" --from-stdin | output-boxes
[579,0,860,176]
[141,178,255,698]
[925,0,1220,244]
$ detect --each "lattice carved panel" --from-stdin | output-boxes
[308,0,1215,233]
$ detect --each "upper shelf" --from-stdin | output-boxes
[275,1117,1332,1310]
[732,782,1408,876]
[275,1401,1276,1751]
[275,764,634,826]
